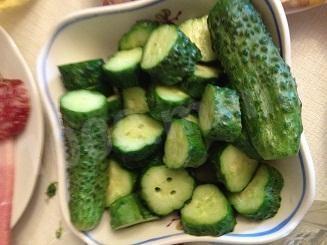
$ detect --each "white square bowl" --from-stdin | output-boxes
[36,0,316,244]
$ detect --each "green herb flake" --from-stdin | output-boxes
[46,182,58,199]
[55,223,63,239]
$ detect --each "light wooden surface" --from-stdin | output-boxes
[0,1,326,244]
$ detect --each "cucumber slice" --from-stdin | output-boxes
[60,89,108,129]
[106,159,136,207]
[110,193,158,230]
[183,114,199,125]
[163,119,207,169]
[229,164,284,220]
[141,24,201,85]
[180,16,217,62]
[107,94,122,120]
[147,85,192,122]
[122,86,149,115]
[58,59,109,93]
[212,144,258,192]
[181,64,221,99]
[119,20,159,50]
[181,184,236,236]
[140,165,195,216]
[199,84,242,142]
[103,48,143,89]
[112,114,164,162]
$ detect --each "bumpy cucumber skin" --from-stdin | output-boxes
[104,65,140,89]
[58,59,110,93]
[110,193,158,230]
[147,86,192,122]
[208,0,302,160]
[164,119,207,168]
[119,20,159,50]
[142,25,202,85]
[200,84,242,142]
[233,128,262,160]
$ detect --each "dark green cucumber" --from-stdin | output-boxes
[58,59,109,93]
[181,64,221,99]
[181,184,236,236]
[163,119,207,169]
[212,144,258,192]
[122,86,149,115]
[233,128,262,160]
[107,94,122,120]
[110,193,158,230]
[140,165,195,216]
[208,0,302,160]
[179,15,217,62]
[147,85,192,122]
[119,20,159,50]
[111,114,164,162]
[103,48,142,89]
[199,84,242,142]
[141,24,201,85]
[229,164,284,220]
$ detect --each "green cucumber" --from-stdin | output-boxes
[103,48,143,89]
[183,114,199,125]
[122,86,149,115]
[147,85,192,122]
[119,20,159,50]
[107,94,122,120]
[141,24,201,85]
[180,15,217,62]
[199,84,242,142]
[181,184,236,236]
[208,0,302,160]
[140,165,195,216]
[229,164,284,220]
[233,128,262,160]
[110,193,158,230]
[163,119,207,169]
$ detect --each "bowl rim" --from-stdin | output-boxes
[36,0,316,244]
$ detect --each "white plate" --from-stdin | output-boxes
[0,26,44,227]
[37,0,316,244]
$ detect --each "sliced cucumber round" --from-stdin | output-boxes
[163,119,207,169]
[122,86,149,115]
[181,184,236,236]
[112,114,164,162]
[103,48,143,89]
[141,24,201,85]
[140,165,195,216]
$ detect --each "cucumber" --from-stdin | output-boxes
[229,164,284,220]
[119,20,159,50]
[122,86,149,115]
[106,159,136,207]
[199,84,241,142]
[60,89,108,129]
[208,0,302,160]
[107,94,122,120]
[163,119,207,169]
[183,114,199,125]
[181,64,221,99]
[233,128,262,160]
[141,24,201,85]
[110,193,158,230]
[58,59,109,93]
[147,85,192,122]
[112,114,164,162]
[140,165,195,216]
[179,15,217,62]
[181,184,236,236]
[103,48,143,89]
[212,144,258,192]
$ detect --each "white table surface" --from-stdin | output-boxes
[0,1,326,244]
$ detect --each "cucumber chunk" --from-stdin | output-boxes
[229,164,284,220]
[212,144,258,192]
[199,84,241,142]
[110,193,158,230]
[119,20,159,50]
[180,15,217,62]
[107,94,122,120]
[122,86,149,115]
[106,159,136,207]
[147,85,192,122]
[181,184,236,236]
[183,114,199,125]
[112,114,164,162]
[141,24,201,85]
[163,119,207,169]
[141,165,195,216]
[103,48,143,89]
